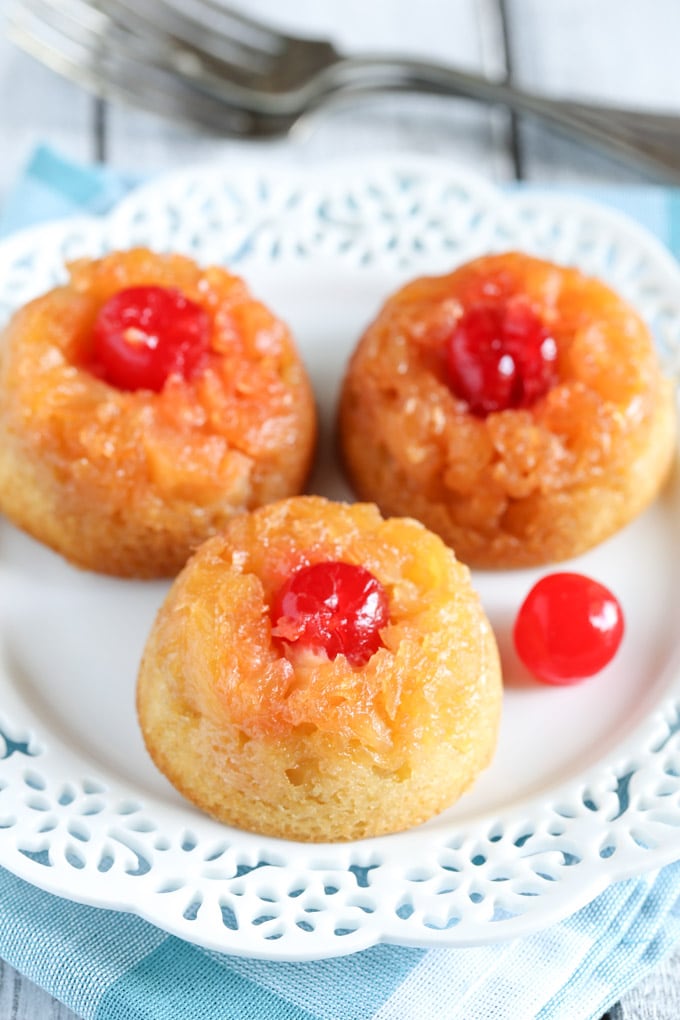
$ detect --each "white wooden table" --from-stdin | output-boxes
[1,1,679,1016]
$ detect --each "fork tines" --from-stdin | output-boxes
[7,0,310,134]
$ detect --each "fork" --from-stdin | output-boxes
[9,0,680,180]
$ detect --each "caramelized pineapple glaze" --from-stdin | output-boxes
[340,252,676,567]
[0,249,316,576]
[137,496,502,842]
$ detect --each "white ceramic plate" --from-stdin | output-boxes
[1,157,679,962]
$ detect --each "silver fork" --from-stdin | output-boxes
[9,0,680,180]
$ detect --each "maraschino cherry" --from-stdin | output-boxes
[514,572,624,685]
[271,561,390,667]
[90,285,211,391]
[446,299,558,415]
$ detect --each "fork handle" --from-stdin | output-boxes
[323,57,680,180]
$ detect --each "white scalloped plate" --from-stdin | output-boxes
[1,156,680,962]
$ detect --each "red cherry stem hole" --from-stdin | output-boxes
[271,561,390,667]
[88,285,211,392]
[446,299,558,415]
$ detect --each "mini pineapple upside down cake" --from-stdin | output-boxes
[0,248,316,577]
[339,251,676,568]
[136,495,502,842]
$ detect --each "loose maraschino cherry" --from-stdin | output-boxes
[90,285,211,391]
[446,299,558,415]
[513,572,624,685]
[271,561,390,667]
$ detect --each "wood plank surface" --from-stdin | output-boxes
[102,0,514,181]
[0,33,92,199]
[504,0,680,183]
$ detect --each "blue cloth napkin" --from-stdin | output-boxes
[1,146,680,1020]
